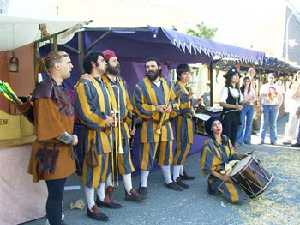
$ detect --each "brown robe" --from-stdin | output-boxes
[27,81,75,182]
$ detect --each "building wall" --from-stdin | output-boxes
[0,44,34,140]
[0,52,9,112]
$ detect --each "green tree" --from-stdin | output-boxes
[187,22,218,40]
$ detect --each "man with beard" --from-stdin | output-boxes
[100,49,143,204]
[133,58,183,198]
[75,52,119,221]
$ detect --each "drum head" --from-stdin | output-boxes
[230,155,252,176]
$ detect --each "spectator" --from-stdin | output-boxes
[236,76,256,145]
[260,73,283,145]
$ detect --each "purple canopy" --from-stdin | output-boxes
[40,26,265,89]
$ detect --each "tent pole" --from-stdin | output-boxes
[33,42,40,85]
[209,61,214,106]
[78,32,85,74]
[86,31,110,53]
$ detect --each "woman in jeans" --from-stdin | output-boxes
[237,77,256,145]
[260,73,283,145]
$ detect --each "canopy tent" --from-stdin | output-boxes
[260,57,300,75]
[39,26,265,89]
[0,15,91,51]
[69,27,265,64]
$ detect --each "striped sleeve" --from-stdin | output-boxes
[200,144,218,174]
[133,84,159,120]
[75,82,107,129]
[175,85,191,115]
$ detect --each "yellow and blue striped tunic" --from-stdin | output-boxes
[102,75,133,146]
[75,77,112,154]
[174,81,194,144]
[75,77,112,188]
[133,77,176,143]
[173,81,194,164]
[102,74,135,174]
[200,135,247,203]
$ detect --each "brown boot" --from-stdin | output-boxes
[86,205,109,221]
[95,186,122,209]
[125,188,144,202]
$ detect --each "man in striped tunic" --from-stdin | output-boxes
[172,64,196,189]
[75,52,119,221]
[101,50,143,203]
[133,58,183,197]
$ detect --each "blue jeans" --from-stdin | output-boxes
[260,105,279,144]
[237,105,255,144]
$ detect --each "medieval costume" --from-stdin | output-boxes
[27,78,76,225]
[101,50,142,202]
[173,80,194,187]
[134,73,181,194]
[200,117,248,204]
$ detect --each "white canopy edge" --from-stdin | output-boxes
[0,15,92,51]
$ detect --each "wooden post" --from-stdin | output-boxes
[33,42,40,85]
[209,61,214,106]
[51,35,58,51]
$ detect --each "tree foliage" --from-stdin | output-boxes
[187,22,218,40]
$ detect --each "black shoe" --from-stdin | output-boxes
[125,189,144,202]
[180,170,195,180]
[138,187,148,198]
[207,185,215,195]
[165,181,183,191]
[87,205,109,221]
[176,178,189,189]
[291,143,300,147]
[95,196,122,209]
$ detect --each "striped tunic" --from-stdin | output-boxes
[200,135,247,203]
[102,75,133,143]
[102,74,135,175]
[133,76,176,143]
[174,81,194,144]
[74,77,112,188]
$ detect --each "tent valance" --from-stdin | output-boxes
[79,27,265,64]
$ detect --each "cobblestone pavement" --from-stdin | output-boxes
[25,117,300,225]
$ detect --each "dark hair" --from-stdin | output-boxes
[176,64,190,81]
[224,67,240,88]
[145,57,160,67]
[83,52,103,74]
[145,57,162,76]
[240,76,251,94]
[44,51,69,71]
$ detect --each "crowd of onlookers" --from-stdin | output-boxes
[219,67,300,147]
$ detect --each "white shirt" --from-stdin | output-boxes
[260,83,283,106]
[220,87,243,103]
[153,79,161,87]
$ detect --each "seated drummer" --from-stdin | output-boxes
[199,117,248,204]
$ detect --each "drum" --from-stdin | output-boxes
[229,155,273,198]
[193,113,211,135]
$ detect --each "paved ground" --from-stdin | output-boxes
[24,116,300,225]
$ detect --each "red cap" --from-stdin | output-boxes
[102,50,117,61]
